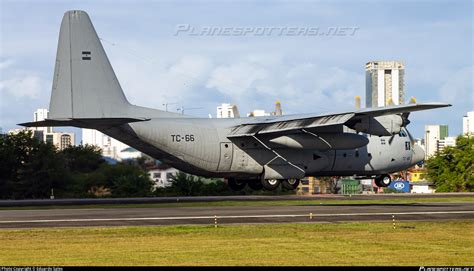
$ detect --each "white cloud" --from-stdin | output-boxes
[0,74,47,99]
[113,55,214,109]
[0,59,14,70]
[206,62,268,97]
[0,58,50,100]
[0,60,51,131]
[438,66,473,105]
[205,58,363,114]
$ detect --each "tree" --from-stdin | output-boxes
[168,171,205,196]
[0,131,68,199]
[426,135,474,192]
[60,144,104,173]
[105,164,153,197]
[0,132,154,199]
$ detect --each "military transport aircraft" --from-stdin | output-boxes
[21,11,451,191]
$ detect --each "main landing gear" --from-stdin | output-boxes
[281,179,300,190]
[227,178,247,191]
[227,178,301,191]
[374,174,392,187]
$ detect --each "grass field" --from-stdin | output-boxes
[1,220,473,266]
[2,196,474,210]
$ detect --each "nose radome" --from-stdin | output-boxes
[412,144,425,165]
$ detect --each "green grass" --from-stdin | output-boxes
[1,196,473,210]
[0,221,472,266]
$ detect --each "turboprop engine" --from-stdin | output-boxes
[266,132,369,151]
[347,114,404,136]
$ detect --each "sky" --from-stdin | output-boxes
[1,0,473,141]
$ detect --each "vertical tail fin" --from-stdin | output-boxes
[49,10,130,119]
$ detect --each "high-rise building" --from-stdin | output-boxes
[463,111,474,136]
[365,61,405,108]
[273,101,283,116]
[82,128,135,160]
[216,103,237,118]
[9,109,75,148]
[437,136,457,153]
[33,108,53,134]
[44,132,75,150]
[247,109,270,117]
[424,125,449,159]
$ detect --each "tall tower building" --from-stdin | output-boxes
[82,128,131,160]
[463,111,474,136]
[33,108,53,133]
[216,103,236,118]
[424,125,449,159]
[365,61,405,108]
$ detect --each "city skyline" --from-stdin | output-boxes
[1,1,472,139]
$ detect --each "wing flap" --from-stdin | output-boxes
[228,113,354,137]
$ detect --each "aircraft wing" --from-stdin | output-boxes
[228,103,451,137]
[350,103,451,117]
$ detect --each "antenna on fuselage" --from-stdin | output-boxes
[177,106,203,115]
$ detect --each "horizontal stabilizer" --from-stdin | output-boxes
[19,117,150,129]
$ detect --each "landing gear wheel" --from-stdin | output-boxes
[261,179,281,191]
[248,180,263,190]
[375,174,391,187]
[227,178,247,191]
[281,179,300,190]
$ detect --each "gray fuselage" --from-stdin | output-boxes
[100,116,423,180]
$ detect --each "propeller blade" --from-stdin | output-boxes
[401,112,411,126]
[406,128,416,145]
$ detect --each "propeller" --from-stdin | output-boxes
[388,133,396,145]
[406,127,416,146]
[401,112,411,127]
[401,97,417,127]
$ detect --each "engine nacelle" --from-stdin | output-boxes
[267,133,369,150]
[350,115,403,136]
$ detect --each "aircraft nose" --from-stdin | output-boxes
[412,144,425,165]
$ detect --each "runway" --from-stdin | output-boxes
[1,202,473,228]
[1,193,472,207]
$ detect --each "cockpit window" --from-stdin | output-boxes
[399,130,407,137]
